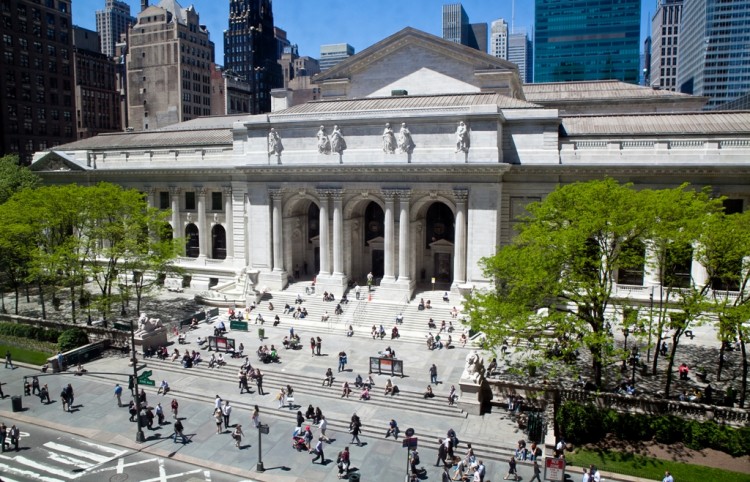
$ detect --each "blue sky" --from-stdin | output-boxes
[73,0,654,63]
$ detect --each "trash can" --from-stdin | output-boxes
[11,395,22,412]
[258,328,265,340]
[349,473,360,482]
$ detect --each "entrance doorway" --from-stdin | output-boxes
[371,249,384,279]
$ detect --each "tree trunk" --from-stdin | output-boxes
[740,336,747,409]
[13,285,19,314]
[652,331,662,375]
[717,341,726,382]
[664,332,683,399]
[38,281,46,319]
[69,285,76,323]
[25,283,30,302]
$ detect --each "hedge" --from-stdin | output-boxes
[557,401,750,457]
[0,322,61,343]
[57,328,89,353]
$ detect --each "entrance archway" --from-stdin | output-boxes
[185,223,199,258]
[211,224,226,260]
[364,202,385,279]
[425,203,455,283]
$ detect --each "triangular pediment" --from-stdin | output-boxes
[314,27,524,100]
[30,151,86,172]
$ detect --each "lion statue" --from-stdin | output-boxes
[135,314,164,336]
[462,350,486,383]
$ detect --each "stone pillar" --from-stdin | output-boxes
[397,190,411,283]
[223,186,234,259]
[382,190,396,281]
[318,190,330,277]
[196,187,207,258]
[452,189,468,287]
[146,187,157,208]
[691,248,709,288]
[168,186,181,243]
[332,189,344,277]
[270,188,284,272]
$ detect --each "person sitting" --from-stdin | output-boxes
[171,349,181,362]
[359,387,371,400]
[371,325,378,339]
[341,381,352,398]
[295,293,303,304]
[189,317,200,330]
[428,318,437,330]
[487,358,498,376]
[41,363,50,373]
[425,300,432,309]
[255,313,265,324]
[426,334,435,350]
[424,385,434,399]
[364,374,375,390]
[273,315,281,327]
[197,336,206,346]
[305,404,315,420]
[383,346,394,358]
[395,313,404,324]
[346,325,354,337]
[354,374,363,388]
[448,321,454,333]
[443,292,450,302]
[182,353,193,368]
[323,368,335,387]
[284,303,294,314]
[379,325,386,339]
[391,326,400,339]
[157,379,170,395]
[327,292,335,302]
[269,346,279,363]
[268,302,274,311]
[228,309,236,321]
[418,298,425,311]
[217,353,226,366]
[300,308,308,319]
[293,307,301,319]
[75,364,87,375]
[439,319,446,333]
[434,335,443,350]
[321,311,330,322]
[178,331,187,344]
[207,353,217,369]
[214,320,226,336]
[283,336,291,349]
[335,304,343,315]
[193,351,202,364]
[678,362,689,380]
[236,343,245,358]
[451,306,459,318]
[384,379,394,396]
[460,332,468,347]
[445,335,452,349]
[340,294,349,304]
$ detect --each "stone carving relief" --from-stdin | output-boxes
[268,128,284,157]
[317,126,331,154]
[330,125,347,154]
[455,121,470,153]
[398,122,416,154]
[382,123,396,154]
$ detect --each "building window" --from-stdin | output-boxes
[185,191,196,210]
[211,191,222,210]
[159,191,169,209]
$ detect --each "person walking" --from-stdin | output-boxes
[65,384,74,408]
[239,371,249,394]
[60,387,69,412]
[232,424,244,448]
[138,388,146,407]
[319,416,330,442]
[430,364,438,384]
[7,424,18,451]
[31,376,40,395]
[222,400,232,429]
[173,419,187,444]
[155,402,165,425]
[113,383,124,406]
[316,337,322,356]
[435,438,447,466]
[251,405,260,428]
[350,416,362,446]
[310,337,316,357]
[0,379,4,399]
[311,437,325,464]
[448,385,457,406]
[171,398,179,419]
[213,407,223,434]
[338,351,347,372]
[337,446,350,478]
[504,456,518,480]
[0,423,6,452]
[5,350,13,369]
[529,459,542,482]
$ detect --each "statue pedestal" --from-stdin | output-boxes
[458,378,488,415]
[134,329,168,351]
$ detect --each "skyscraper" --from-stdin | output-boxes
[442,3,486,52]
[126,0,215,130]
[0,0,77,164]
[95,0,135,59]
[650,0,682,91]
[490,19,509,59]
[319,44,354,71]
[508,31,533,84]
[223,0,282,114]
[534,0,642,83]
[677,0,750,109]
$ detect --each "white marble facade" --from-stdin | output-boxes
[30,28,750,297]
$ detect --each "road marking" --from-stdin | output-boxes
[113,456,160,473]
[12,455,76,478]
[76,438,128,457]
[0,461,65,482]
[204,469,212,481]
[44,441,111,464]
[46,450,95,469]
[139,465,205,482]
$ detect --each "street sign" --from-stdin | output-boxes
[258,424,270,434]
[401,437,418,448]
[137,370,155,386]
[544,457,565,481]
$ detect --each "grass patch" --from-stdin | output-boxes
[0,339,55,365]
[567,447,749,482]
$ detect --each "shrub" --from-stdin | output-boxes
[58,328,89,352]
[650,415,685,444]
[557,401,604,444]
[0,322,60,343]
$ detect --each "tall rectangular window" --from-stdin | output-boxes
[185,191,195,210]
[211,191,222,211]
[159,191,169,209]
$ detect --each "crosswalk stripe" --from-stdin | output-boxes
[44,442,111,464]
[12,455,76,479]
[0,461,66,482]
[46,450,96,469]
[76,438,129,457]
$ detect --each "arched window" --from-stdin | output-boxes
[211,224,226,260]
[185,223,199,258]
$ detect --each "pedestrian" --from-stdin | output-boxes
[448,385,456,406]
[316,336,322,356]
[41,384,50,404]
[239,371,249,394]
[276,387,286,408]
[436,438,447,466]
[8,424,18,451]
[145,407,155,429]
[430,364,438,384]
[155,402,165,424]
[128,400,137,421]
[311,436,325,463]
[222,400,232,429]
[582,468,589,482]
[171,398,179,419]
[529,459,542,482]
[173,418,187,444]
[662,471,674,482]
[31,376,40,395]
[589,465,601,482]
[111,382,124,407]
[350,415,362,446]
[0,423,6,452]
[65,383,75,407]
[157,380,169,395]
[214,394,222,410]
[310,337,316,356]
[138,388,146,407]
[337,446,351,478]
[232,424,244,448]
[252,404,260,428]
[5,350,12,369]
[319,415,330,442]
[0,379,4,399]
[476,460,486,482]
[60,387,69,412]
[504,456,518,480]
[214,407,223,434]
[338,351,347,372]
[385,418,399,439]
[255,369,264,395]
[56,351,64,371]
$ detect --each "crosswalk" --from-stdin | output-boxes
[0,435,128,481]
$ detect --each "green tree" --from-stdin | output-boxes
[0,154,40,205]
[466,179,651,387]
[0,199,37,313]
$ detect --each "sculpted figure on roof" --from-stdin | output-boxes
[268,128,283,157]
[382,123,396,154]
[317,126,331,154]
[398,123,416,154]
[455,121,470,153]
[330,125,347,154]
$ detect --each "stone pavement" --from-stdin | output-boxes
[0,285,662,482]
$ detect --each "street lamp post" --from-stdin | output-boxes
[129,319,145,443]
[646,287,654,366]
[257,423,269,471]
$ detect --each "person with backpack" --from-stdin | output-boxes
[336,446,350,478]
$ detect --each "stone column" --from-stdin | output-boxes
[196,187,207,258]
[318,190,331,277]
[453,189,468,286]
[223,186,234,259]
[270,188,284,272]
[168,186,181,241]
[382,190,396,281]
[397,190,411,283]
[146,187,157,208]
[332,189,344,277]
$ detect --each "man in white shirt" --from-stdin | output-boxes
[319,416,330,442]
[222,400,232,429]
[662,471,674,482]
[581,468,590,482]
